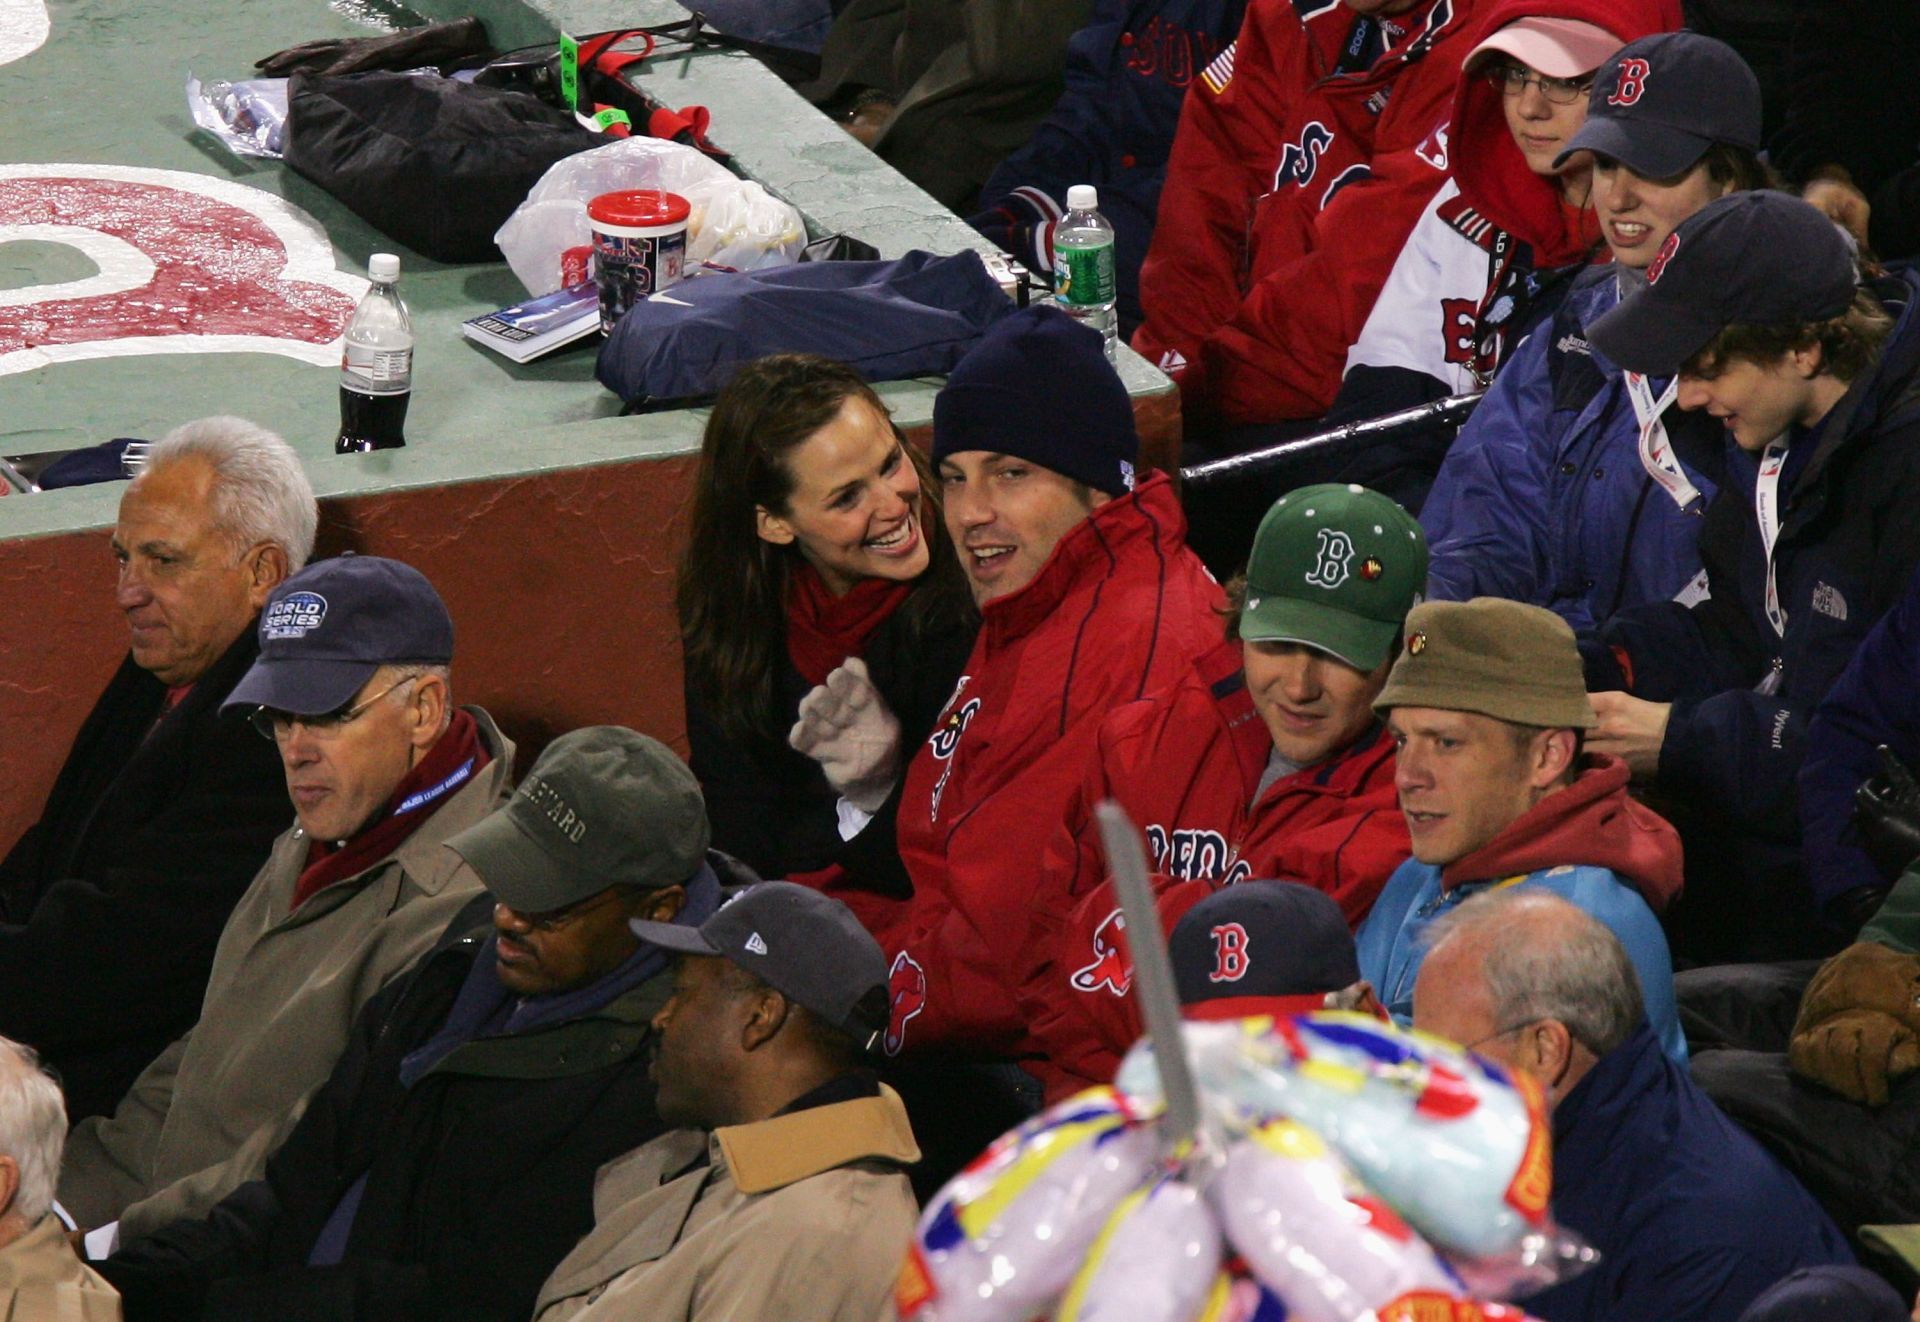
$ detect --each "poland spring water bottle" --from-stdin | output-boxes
[1053,184,1118,360]
[335,253,413,453]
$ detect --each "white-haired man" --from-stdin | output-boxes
[0,1038,119,1317]
[1412,890,1852,1321]
[0,417,314,1121]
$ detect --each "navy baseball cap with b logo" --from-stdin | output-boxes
[222,554,454,717]
[1170,882,1361,1021]
[632,881,891,1046]
[1588,191,1860,376]
[1553,32,1761,178]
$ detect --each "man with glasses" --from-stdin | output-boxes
[1351,597,1690,1060]
[0,417,311,1121]
[59,554,513,1260]
[1412,889,1851,1321]
[97,727,724,1322]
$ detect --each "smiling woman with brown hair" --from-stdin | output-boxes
[676,355,975,881]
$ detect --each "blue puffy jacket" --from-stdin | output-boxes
[968,0,1246,333]
[1524,1024,1853,1322]
[1588,269,1920,862]
[1421,264,1726,633]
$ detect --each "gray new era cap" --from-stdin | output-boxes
[447,726,709,912]
[632,881,889,1045]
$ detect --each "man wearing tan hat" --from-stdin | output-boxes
[1353,597,1689,1060]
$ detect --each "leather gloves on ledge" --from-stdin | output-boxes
[1790,940,1920,1105]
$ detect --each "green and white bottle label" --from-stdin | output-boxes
[1055,242,1116,307]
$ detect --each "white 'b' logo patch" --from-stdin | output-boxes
[1304,529,1355,589]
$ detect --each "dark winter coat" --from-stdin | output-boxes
[99,899,670,1322]
[0,626,287,1119]
[1528,1023,1853,1321]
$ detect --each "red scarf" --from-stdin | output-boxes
[785,563,912,686]
[293,708,489,911]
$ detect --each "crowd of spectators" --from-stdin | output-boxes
[7,0,1920,1316]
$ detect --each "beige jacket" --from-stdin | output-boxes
[58,710,513,1240]
[535,1086,920,1322]
[0,1215,120,1320]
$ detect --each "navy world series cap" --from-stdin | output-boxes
[632,881,890,1046]
[1588,191,1859,376]
[1553,32,1761,178]
[1170,882,1361,1021]
[222,554,454,717]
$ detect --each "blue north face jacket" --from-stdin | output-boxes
[1421,264,1725,633]
[1587,269,1920,870]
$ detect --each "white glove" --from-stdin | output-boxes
[788,658,902,815]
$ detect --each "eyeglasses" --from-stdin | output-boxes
[1484,63,1593,105]
[249,675,418,743]
[495,888,628,934]
[1464,1018,1545,1053]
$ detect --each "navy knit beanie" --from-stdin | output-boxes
[931,305,1139,496]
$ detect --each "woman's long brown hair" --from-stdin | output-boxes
[677,355,970,745]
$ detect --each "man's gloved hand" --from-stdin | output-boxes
[1855,745,1920,881]
[788,658,901,815]
[968,186,1062,283]
[1790,940,1920,1104]
[255,17,492,77]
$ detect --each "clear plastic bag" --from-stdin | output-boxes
[493,135,806,295]
[1055,1174,1223,1321]
[1115,1013,1594,1291]
[186,73,290,159]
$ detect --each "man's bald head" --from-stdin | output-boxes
[1413,891,1644,1099]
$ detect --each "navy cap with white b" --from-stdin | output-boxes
[222,554,454,717]
[1553,32,1761,178]
[1588,191,1860,376]
[1170,881,1360,1021]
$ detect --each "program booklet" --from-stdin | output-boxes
[461,282,601,363]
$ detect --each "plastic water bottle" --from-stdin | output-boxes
[1053,184,1118,360]
[335,253,413,453]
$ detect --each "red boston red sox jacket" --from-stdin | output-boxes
[1017,638,1408,1096]
[1132,0,1477,425]
[825,473,1223,1075]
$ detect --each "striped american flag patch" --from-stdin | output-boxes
[1200,39,1236,94]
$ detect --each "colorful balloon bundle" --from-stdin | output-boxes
[896,1012,1594,1322]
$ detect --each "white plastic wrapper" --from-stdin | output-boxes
[186,73,290,159]
[1055,1175,1222,1322]
[1116,1014,1563,1263]
[898,1088,1161,1322]
[1212,1120,1520,1322]
[494,136,806,295]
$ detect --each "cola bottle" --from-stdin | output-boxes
[335,253,413,453]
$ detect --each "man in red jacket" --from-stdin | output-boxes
[826,306,1223,1084]
[1133,0,1479,428]
[1023,483,1424,1093]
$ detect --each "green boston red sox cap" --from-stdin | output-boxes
[1239,484,1428,672]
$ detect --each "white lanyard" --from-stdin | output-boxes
[1625,372,1702,510]
[1754,435,1792,640]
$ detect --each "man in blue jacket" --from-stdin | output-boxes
[1580,190,1920,961]
[1354,597,1688,1060]
[1413,888,1853,1321]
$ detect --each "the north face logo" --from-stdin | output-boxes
[1070,909,1132,997]
[263,591,327,641]
[884,951,926,1055]
[1812,582,1849,621]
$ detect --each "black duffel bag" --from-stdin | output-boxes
[283,71,600,262]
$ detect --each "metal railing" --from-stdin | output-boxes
[1179,391,1483,488]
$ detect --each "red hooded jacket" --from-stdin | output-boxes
[1133,0,1478,425]
[818,473,1224,1070]
[1018,638,1408,1095]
